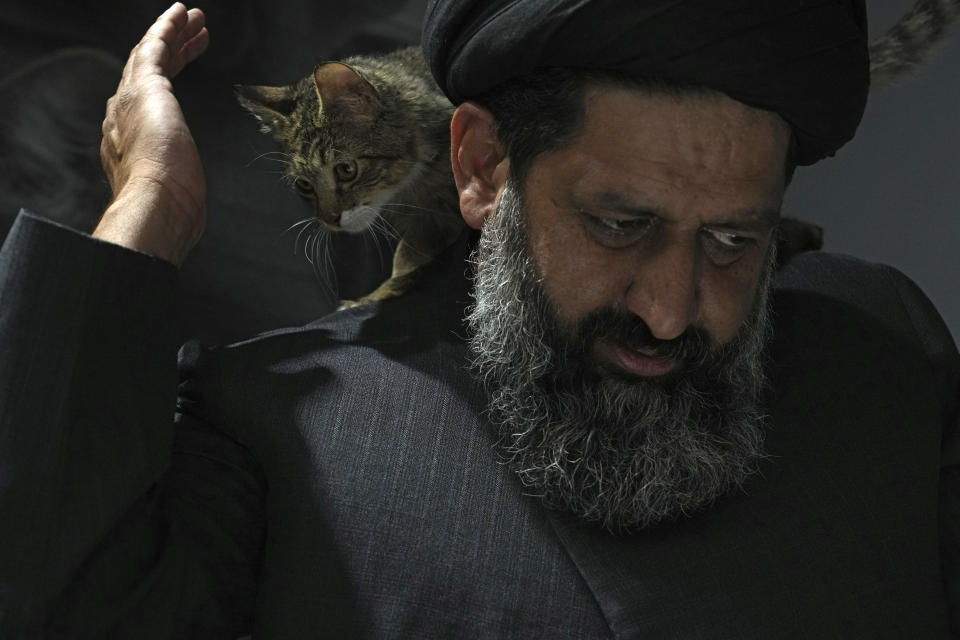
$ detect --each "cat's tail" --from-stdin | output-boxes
[869,0,960,87]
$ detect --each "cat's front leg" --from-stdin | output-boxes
[338,212,463,309]
[337,238,427,309]
[339,233,455,309]
[338,272,421,309]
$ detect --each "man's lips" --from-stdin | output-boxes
[595,340,680,378]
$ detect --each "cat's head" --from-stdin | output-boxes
[236,62,428,233]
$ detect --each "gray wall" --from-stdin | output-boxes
[785,0,960,342]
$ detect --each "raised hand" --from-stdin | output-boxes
[95,3,209,267]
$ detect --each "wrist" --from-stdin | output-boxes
[93,177,204,267]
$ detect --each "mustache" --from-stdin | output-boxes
[567,306,718,367]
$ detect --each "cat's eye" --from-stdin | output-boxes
[334,161,358,182]
[293,177,314,196]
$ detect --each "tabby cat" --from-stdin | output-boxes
[236,0,959,306]
[236,46,460,307]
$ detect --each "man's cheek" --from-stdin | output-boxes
[702,262,768,344]
[540,267,619,326]
[533,242,628,324]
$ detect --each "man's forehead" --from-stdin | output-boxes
[559,87,791,196]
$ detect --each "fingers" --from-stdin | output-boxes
[133,4,188,76]
[180,8,207,52]
[170,15,209,77]
[166,7,208,76]
[129,3,208,80]
[101,2,207,198]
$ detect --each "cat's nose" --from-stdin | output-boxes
[317,207,340,224]
[317,209,341,230]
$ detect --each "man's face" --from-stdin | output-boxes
[466,86,792,531]
[522,86,790,366]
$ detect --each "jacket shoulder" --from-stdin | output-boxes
[774,251,957,363]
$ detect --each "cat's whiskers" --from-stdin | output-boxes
[366,217,401,272]
[378,202,450,217]
[281,216,317,237]
[283,217,339,296]
[305,225,319,263]
[366,225,390,273]
[293,218,319,255]
[362,215,387,250]
[370,215,402,244]
[322,233,338,292]
[306,228,338,295]
[266,172,298,191]
[245,150,293,169]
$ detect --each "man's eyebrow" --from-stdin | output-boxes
[712,208,781,232]
[574,191,660,218]
[574,190,780,231]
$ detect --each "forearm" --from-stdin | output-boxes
[93,177,203,267]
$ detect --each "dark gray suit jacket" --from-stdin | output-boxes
[1,211,958,638]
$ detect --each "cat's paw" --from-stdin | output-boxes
[337,275,414,310]
[337,298,364,310]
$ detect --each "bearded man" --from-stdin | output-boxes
[0,0,957,638]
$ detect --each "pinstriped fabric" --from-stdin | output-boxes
[188,234,612,638]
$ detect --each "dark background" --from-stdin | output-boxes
[1,0,957,346]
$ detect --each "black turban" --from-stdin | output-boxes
[422,0,869,165]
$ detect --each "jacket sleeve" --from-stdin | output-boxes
[0,211,265,638]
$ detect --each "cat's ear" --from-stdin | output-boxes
[234,84,296,134]
[450,102,509,230]
[312,62,380,119]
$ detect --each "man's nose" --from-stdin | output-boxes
[624,240,700,341]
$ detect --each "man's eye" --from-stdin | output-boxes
[702,229,756,265]
[707,230,749,248]
[597,217,627,232]
[582,212,654,240]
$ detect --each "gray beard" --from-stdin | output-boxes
[466,180,774,532]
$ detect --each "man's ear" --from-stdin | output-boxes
[450,101,510,230]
